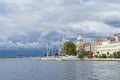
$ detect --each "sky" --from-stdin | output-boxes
[0,0,120,50]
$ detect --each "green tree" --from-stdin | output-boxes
[94,55,98,58]
[80,50,91,57]
[96,51,99,54]
[77,50,93,59]
[116,51,120,58]
[108,54,114,58]
[78,53,84,59]
[101,54,107,58]
[61,41,76,56]
[113,51,120,58]
[113,52,117,58]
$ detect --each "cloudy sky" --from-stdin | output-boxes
[0,0,120,50]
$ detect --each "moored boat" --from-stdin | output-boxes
[60,56,80,61]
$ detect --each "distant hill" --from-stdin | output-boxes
[0,48,58,57]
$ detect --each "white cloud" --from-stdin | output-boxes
[0,40,45,49]
[16,42,40,49]
[0,0,120,49]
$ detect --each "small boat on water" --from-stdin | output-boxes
[41,57,57,61]
[60,56,80,61]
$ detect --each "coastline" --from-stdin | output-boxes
[31,56,120,61]
[1,56,119,61]
[82,58,120,61]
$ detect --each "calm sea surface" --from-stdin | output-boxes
[0,58,119,80]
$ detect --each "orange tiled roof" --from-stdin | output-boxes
[82,33,120,46]
[90,39,106,45]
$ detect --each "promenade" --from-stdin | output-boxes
[83,58,120,61]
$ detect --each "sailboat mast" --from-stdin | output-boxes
[52,40,54,56]
[47,42,48,57]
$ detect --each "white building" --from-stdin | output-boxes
[97,33,120,55]
[75,36,84,51]
[97,42,120,55]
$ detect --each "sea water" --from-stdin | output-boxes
[0,58,119,80]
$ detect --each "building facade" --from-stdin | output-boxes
[97,42,120,55]
[74,33,120,55]
[84,43,91,52]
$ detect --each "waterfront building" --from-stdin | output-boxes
[73,33,120,55]
[97,33,120,55]
[90,43,97,54]
[97,41,120,55]
[83,38,108,54]
[90,38,107,54]
[84,43,91,52]
[76,37,108,54]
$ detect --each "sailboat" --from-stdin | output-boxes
[40,41,57,60]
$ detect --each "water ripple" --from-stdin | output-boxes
[0,58,120,80]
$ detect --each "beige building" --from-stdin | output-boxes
[84,43,91,52]
[97,42,120,55]
[97,33,120,55]
[74,33,120,55]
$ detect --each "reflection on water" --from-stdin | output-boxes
[0,58,119,80]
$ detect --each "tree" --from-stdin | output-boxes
[107,52,110,55]
[117,51,120,58]
[78,53,84,59]
[108,54,114,58]
[96,51,99,54]
[77,50,93,59]
[61,41,76,56]
[101,54,107,58]
[114,52,117,58]
[80,50,91,57]
[94,55,98,58]
[55,53,58,56]
[113,51,120,58]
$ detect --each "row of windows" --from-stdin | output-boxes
[97,44,120,49]
[97,47,120,50]
[97,49,120,53]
